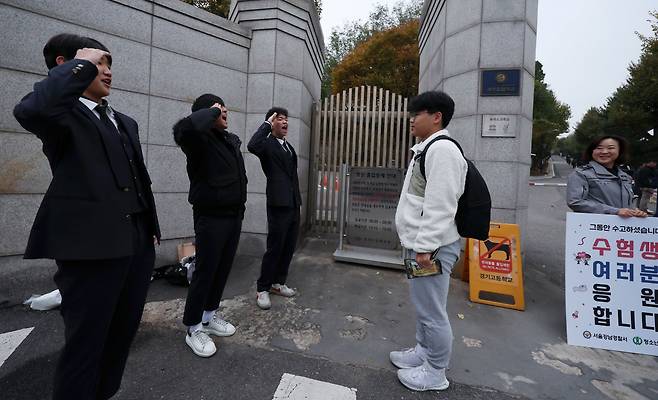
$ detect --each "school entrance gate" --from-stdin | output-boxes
[308,86,412,234]
[307,86,412,267]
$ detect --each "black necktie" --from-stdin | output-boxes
[283,141,292,157]
[95,104,120,137]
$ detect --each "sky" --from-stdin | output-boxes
[319,0,656,134]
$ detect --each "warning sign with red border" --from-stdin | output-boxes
[468,223,525,310]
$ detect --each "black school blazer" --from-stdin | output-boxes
[247,122,302,208]
[14,59,160,260]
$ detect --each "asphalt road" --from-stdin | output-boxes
[3,156,657,400]
[526,155,573,286]
[0,256,528,400]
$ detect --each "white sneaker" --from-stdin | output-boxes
[390,345,426,369]
[185,329,216,357]
[397,360,449,391]
[270,283,296,297]
[257,291,271,310]
[202,315,236,337]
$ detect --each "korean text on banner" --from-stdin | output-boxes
[565,212,658,356]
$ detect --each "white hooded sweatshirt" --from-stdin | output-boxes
[395,129,467,253]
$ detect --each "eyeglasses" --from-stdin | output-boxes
[409,110,430,118]
[409,110,441,119]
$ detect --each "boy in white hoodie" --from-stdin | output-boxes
[392,91,467,391]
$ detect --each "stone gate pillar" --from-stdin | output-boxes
[418,0,538,241]
[230,0,325,254]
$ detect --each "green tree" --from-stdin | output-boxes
[532,61,571,174]
[181,0,322,19]
[573,107,607,155]
[330,20,419,98]
[181,0,231,17]
[566,11,658,166]
[556,133,580,162]
[322,0,423,96]
[606,11,658,163]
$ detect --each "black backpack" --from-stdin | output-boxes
[415,135,491,240]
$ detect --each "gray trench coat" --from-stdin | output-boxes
[566,161,634,214]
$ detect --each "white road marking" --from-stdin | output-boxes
[0,327,34,368]
[273,373,357,400]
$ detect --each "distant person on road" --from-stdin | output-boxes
[634,160,657,212]
[247,107,301,310]
[566,135,647,218]
[14,33,161,399]
[391,91,466,392]
[173,94,247,357]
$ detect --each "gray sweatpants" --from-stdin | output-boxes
[405,239,461,370]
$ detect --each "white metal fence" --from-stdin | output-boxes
[309,86,411,232]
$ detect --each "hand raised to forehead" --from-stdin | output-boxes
[267,112,278,124]
[74,48,111,65]
[210,102,223,110]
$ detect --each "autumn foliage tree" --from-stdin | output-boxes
[330,20,419,98]
[323,0,423,96]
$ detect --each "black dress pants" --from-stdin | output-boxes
[257,206,300,292]
[53,213,155,400]
[183,213,242,326]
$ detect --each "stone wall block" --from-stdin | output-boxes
[480,21,525,67]
[443,71,479,118]
[0,133,51,194]
[444,25,480,78]
[482,0,526,21]
[147,145,189,193]
[446,0,482,36]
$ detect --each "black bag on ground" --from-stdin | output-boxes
[416,135,491,240]
[151,263,190,287]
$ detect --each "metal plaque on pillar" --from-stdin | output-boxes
[481,69,521,96]
[482,115,517,137]
[334,165,405,269]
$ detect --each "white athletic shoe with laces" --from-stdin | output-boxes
[202,315,236,337]
[389,345,426,369]
[185,329,216,358]
[257,291,271,310]
[397,360,449,391]
[270,283,296,297]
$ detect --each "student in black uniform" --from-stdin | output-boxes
[14,33,160,399]
[248,107,301,310]
[173,94,247,357]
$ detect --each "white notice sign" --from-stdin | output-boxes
[565,212,658,355]
[482,114,516,137]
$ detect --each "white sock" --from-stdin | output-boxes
[188,323,203,334]
[202,310,216,323]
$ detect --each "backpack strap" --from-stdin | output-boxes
[414,135,465,179]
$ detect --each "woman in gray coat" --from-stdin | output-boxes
[567,135,647,218]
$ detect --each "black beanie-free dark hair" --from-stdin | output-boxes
[43,33,111,70]
[408,91,455,128]
[191,93,224,112]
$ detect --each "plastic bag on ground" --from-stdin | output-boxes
[23,289,61,310]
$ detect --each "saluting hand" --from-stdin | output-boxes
[74,48,111,65]
[267,112,278,124]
